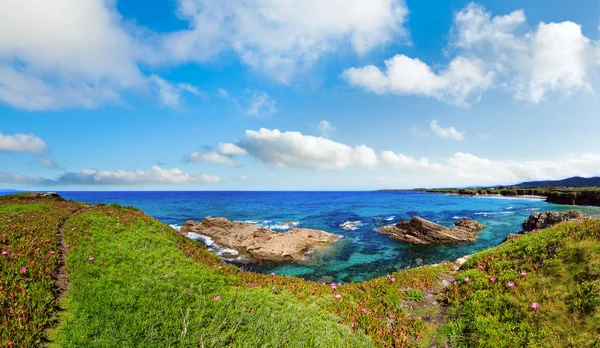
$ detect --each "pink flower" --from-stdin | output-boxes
[337,283,341,286]
[360,308,367,314]
[88,257,94,262]
[490,277,496,283]
[1,251,7,255]
[521,271,527,276]
[478,265,483,269]
[270,272,275,276]
[334,294,342,299]
[45,239,50,243]
[579,221,584,225]
[71,227,76,231]
[331,284,337,289]
[464,277,470,283]
[49,250,55,255]
[390,277,396,282]
[213,296,221,301]
[21,268,27,274]
[531,302,540,309]
[508,281,515,288]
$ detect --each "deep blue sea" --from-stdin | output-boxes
[22,191,600,283]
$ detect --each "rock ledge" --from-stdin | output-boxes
[378,217,485,245]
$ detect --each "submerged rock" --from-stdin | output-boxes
[181,217,341,262]
[378,217,486,245]
[522,210,590,232]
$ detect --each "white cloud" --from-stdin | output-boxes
[0,166,220,185]
[245,91,277,116]
[238,128,378,170]
[343,55,494,106]
[430,120,465,140]
[35,156,56,169]
[344,2,600,105]
[218,143,248,156]
[149,75,204,108]
[187,152,237,166]
[0,0,144,110]
[317,120,336,137]
[0,133,48,153]
[238,175,248,182]
[379,151,441,170]
[160,0,409,83]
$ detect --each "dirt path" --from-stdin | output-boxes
[54,210,81,298]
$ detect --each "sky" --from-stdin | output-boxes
[1,0,600,190]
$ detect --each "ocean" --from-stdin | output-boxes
[43,191,600,283]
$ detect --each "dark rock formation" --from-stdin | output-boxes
[28,192,63,199]
[378,217,486,245]
[522,210,590,232]
[181,217,341,262]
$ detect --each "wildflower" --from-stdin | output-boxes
[88,257,94,262]
[21,268,27,274]
[337,283,341,286]
[360,308,367,314]
[579,221,584,225]
[478,265,483,269]
[390,277,396,282]
[71,227,76,231]
[1,251,7,255]
[490,277,496,283]
[521,271,527,276]
[464,277,470,283]
[45,239,50,243]
[331,284,337,289]
[531,302,540,309]
[49,250,55,255]
[508,281,515,288]
[334,294,342,299]
[213,296,221,301]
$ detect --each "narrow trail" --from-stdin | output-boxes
[54,209,82,299]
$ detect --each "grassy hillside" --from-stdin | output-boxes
[2,194,600,347]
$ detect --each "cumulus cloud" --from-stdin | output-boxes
[343,55,494,106]
[344,2,600,105]
[379,151,441,170]
[0,0,146,110]
[0,133,48,153]
[218,143,247,156]
[149,75,204,108]
[159,0,409,83]
[186,152,237,166]
[430,120,465,140]
[238,128,378,170]
[0,166,219,186]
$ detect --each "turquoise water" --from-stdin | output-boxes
[53,191,600,283]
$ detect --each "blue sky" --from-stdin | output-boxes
[1,0,600,190]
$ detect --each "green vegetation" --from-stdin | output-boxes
[444,219,600,346]
[2,193,600,347]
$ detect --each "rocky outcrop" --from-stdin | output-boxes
[378,217,486,245]
[522,210,590,232]
[28,192,63,199]
[545,191,600,206]
[181,217,341,262]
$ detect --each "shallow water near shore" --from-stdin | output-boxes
[53,191,600,283]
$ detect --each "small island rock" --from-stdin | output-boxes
[378,217,486,245]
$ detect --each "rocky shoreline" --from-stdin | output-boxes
[180,217,341,262]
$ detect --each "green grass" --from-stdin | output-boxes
[0,197,82,346]
[444,219,600,347]
[4,194,600,347]
[47,205,371,347]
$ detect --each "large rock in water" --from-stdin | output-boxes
[378,217,486,245]
[180,217,341,262]
[522,210,590,231]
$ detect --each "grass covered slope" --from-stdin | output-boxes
[2,194,600,347]
[0,197,82,346]
[445,219,600,346]
[49,204,370,347]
